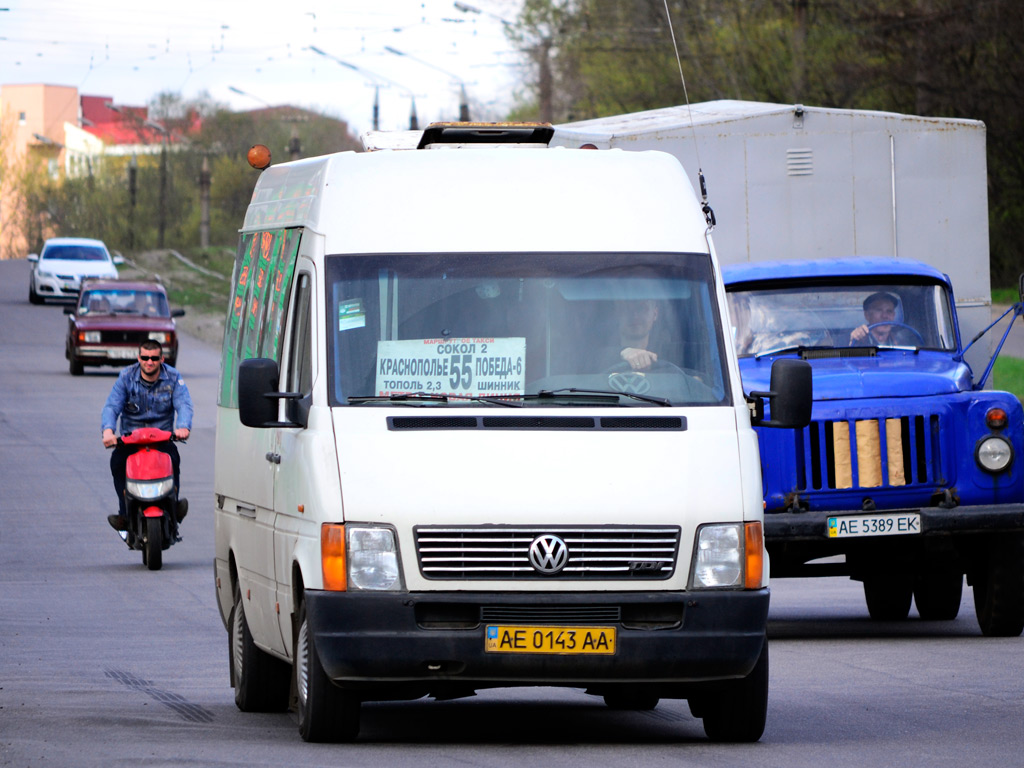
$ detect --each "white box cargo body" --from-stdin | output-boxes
[553,101,992,370]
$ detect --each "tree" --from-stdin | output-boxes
[506,0,1024,284]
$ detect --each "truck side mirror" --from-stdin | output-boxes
[238,358,305,428]
[747,358,813,428]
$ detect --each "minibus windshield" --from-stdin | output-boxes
[325,251,731,407]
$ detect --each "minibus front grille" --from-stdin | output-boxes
[414,525,681,580]
[793,414,943,491]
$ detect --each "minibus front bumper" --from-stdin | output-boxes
[304,588,769,691]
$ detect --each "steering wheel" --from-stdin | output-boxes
[604,359,686,395]
[865,321,924,345]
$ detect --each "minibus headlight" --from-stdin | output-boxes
[690,522,764,589]
[347,526,402,591]
[976,436,1013,473]
[126,477,174,500]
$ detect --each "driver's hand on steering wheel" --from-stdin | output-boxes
[620,347,658,371]
[849,324,871,345]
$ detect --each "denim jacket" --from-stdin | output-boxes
[101,362,193,435]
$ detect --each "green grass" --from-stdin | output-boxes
[992,287,1020,305]
[993,355,1024,402]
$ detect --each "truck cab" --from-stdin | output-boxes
[723,257,1024,636]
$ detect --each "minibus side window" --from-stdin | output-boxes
[286,273,313,396]
[218,228,302,407]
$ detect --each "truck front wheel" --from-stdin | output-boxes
[913,572,963,621]
[863,577,912,621]
[697,637,768,743]
[974,534,1024,637]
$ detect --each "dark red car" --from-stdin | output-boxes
[64,279,185,375]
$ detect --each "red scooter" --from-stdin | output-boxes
[114,428,187,571]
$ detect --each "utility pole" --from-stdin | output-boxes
[198,156,211,249]
[385,45,471,122]
[109,106,170,249]
[128,154,138,251]
[310,45,420,130]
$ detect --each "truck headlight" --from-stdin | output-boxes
[347,526,402,591]
[690,522,764,589]
[976,435,1013,473]
[126,477,174,500]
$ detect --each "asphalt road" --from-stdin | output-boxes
[1,258,1023,767]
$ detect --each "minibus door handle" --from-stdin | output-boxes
[265,452,281,464]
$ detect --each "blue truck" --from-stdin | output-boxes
[723,258,1024,636]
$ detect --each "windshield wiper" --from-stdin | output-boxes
[348,392,523,407]
[753,344,810,359]
[527,388,672,406]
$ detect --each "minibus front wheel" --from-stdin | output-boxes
[295,600,360,742]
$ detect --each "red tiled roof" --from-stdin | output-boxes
[79,93,199,147]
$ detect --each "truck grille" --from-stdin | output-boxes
[414,525,681,580]
[795,414,942,491]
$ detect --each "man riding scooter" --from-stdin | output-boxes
[101,340,192,531]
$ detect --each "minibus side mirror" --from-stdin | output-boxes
[238,358,305,428]
[747,358,813,428]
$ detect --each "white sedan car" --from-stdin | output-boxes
[28,237,122,304]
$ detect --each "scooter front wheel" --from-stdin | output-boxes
[144,517,163,571]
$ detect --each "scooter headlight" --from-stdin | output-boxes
[126,477,174,500]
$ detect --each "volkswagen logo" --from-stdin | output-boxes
[528,534,569,575]
[607,370,651,395]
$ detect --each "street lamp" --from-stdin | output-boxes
[228,85,271,107]
[453,1,553,122]
[384,46,470,121]
[453,2,512,26]
[309,45,420,130]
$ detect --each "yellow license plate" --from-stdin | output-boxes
[485,625,616,655]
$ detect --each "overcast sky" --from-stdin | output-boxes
[0,0,525,135]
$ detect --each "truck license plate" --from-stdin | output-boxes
[485,625,615,655]
[828,513,921,538]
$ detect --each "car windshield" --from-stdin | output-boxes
[42,244,108,261]
[326,251,731,407]
[79,289,169,317]
[725,280,957,356]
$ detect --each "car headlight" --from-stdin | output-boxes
[690,522,764,589]
[976,435,1013,473]
[37,270,55,279]
[148,332,170,343]
[126,477,174,500]
[81,331,101,343]
[342,525,402,591]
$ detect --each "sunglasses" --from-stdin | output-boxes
[138,354,162,362]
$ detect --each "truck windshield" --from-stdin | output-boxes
[726,281,957,356]
[325,251,731,407]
